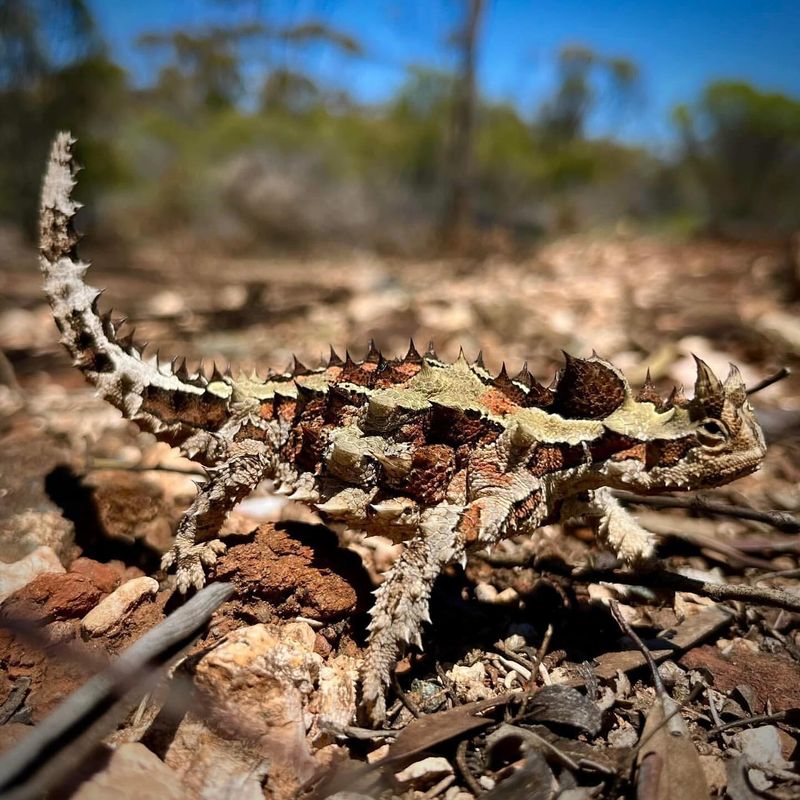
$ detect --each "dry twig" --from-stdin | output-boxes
[0,582,233,800]
[573,567,800,613]
[611,490,800,533]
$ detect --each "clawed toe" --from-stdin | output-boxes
[164,540,226,593]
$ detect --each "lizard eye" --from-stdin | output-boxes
[697,418,728,444]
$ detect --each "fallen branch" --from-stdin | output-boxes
[0,582,233,800]
[746,366,791,396]
[612,490,800,533]
[571,566,800,613]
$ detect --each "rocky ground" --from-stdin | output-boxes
[0,232,799,799]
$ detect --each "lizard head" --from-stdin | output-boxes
[639,357,766,492]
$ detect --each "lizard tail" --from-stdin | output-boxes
[39,132,232,449]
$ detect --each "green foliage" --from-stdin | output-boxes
[0,0,126,235]
[538,45,639,144]
[675,81,800,233]
[138,25,262,114]
[4,3,794,249]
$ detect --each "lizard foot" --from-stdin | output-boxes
[161,540,227,593]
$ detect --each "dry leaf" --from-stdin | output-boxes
[519,685,602,736]
[386,700,494,765]
[636,693,709,800]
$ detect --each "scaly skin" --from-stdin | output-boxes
[39,133,767,724]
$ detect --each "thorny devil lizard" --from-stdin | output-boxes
[39,133,767,723]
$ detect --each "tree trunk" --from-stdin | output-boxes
[441,0,484,252]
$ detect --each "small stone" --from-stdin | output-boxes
[504,634,526,652]
[607,718,639,748]
[0,511,74,563]
[494,587,519,605]
[474,582,497,603]
[366,744,390,764]
[81,577,159,638]
[444,790,474,800]
[315,655,359,736]
[179,622,321,797]
[448,662,492,702]
[0,546,65,603]
[69,558,122,594]
[70,743,184,800]
[395,756,453,789]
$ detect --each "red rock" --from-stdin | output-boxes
[680,642,800,712]
[0,626,105,722]
[1,572,103,623]
[213,523,369,623]
[69,558,121,594]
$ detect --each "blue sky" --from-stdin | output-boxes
[88,0,800,147]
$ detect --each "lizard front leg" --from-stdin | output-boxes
[561,486,656,564]
[361,503,465,725]
[361,469,544,725]
[161,441,273,592]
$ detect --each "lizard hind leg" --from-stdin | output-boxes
[361,503,465,725]
[161,444,273,593]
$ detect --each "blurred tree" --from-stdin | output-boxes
[0,0,125,236]
[674,81,800,234]
[260,69,320,114]
[139,24,262,115]
[442,0,485,250]
[257,20,363,114]
[388,68,453,190]
[538,45,639,144]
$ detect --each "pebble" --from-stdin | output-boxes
[81,576,159,637]
[0,546,64,603]
[494,587,519,605]
[503,633,527,651]
[448,662,492,702]
[0,511,74,563]
[69,558,122,594]
[474,582,497,603]
[444,788,475,800]
[395,756,453,789]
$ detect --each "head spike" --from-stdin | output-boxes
[723,363,747,407]
[665,384,687,409]
[474,350,485,370]
[211,362,224,382]
[425,340,438,360]
[294,379,317,401]
[344,350,356,369]
[692,354,723,400]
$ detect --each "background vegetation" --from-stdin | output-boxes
[1,0,799,253]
